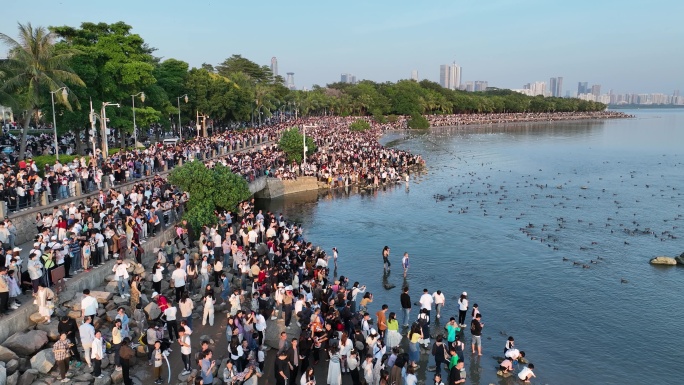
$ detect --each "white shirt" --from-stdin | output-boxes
[419,293,433,310]
[432,292,445,305]
[79,322,95,344]
[458,298,468,311]
[81,295,98,316]
[91,337,103,360]
[255,314,266,332]
[113,263,130,280]
[180,335,191,355]
[164,306,177,321]
[171,269,186,288]
[518,367,534,380]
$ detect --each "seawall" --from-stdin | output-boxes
[252,176,320,199]
[0,225,177,345]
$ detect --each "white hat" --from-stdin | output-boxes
[277,282,284,288]
[33,242,40,248]
[285,285,293,291]
[370,328,377,335]
[51,236,57,240]
[462,292,467,296]
[12,247,21,252]
[152,292,159,298]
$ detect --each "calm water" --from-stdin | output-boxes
[258,109,684,385]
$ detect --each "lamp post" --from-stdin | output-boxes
[49,87,69,160]
[101,102,120,158]
[177,94,188,139]
[131,92,145,149]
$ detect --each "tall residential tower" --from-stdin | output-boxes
[270,57,278,77]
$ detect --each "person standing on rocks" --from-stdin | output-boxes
[81,289,98,322]
[119,337,135,385]
[79,316,95,368]
[112,319,123,371]
[113,258,131,300]
[152,341,164,384]
[53,332,72,382]
[58,316,82,367]
[171,262,187,302]
[179,326,192,375]
[91,330,104,378]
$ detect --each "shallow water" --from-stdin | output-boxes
[258,109,684,385]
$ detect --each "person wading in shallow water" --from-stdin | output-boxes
[382,246,391,272]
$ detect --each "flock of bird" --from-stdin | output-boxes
[424,140,683,284]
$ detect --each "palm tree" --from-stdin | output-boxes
[0,22,84,159]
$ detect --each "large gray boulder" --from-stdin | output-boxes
[17,369,37,385]
[93,375,112,385]
[675,255,684,265]
[0,365,6,385]
[3,330,48,356]
[92,291,114,304]
[29,349,54,374]
[6,371,17,385]
[144,302,161,320]
[0,347,18,363]
[110,369,123,384]
[650,256,677,265]
[35,323,60,342]
[4,360,17,375]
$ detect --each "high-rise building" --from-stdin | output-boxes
[549,77,563,97]
[439,63,462,90]
[439,65,450,88]
[270,57,278,77]
[591,84,601,97]
[473,81,488,91]
[577,82,589,95]
[286,72,295,90]
[411,70,418,81]
[341,73,356,84]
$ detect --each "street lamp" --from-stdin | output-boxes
[50,87,69,160]
[177,94,188,139]
[101,102,120,158]
[131,92,145,149]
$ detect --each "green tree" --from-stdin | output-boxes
[407,114,430,129]
[168,160,251,231]
[349,119,371,132]
[278,127,316,163]
[0,22,85,159]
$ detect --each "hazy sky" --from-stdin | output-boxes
[2,0,682,94]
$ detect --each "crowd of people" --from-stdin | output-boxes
[0,111,614,385]
[426,110,630,127]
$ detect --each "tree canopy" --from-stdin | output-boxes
[278,127,317,164]
[168,161,251,231]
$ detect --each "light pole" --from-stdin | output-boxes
[49,87,69,160]
[101,102,120,158]
[131,92,145,149]
[177,94,188,139]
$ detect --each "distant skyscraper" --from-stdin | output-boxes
[439,63,461,90]
[473,81,488,92]
[341,73,356,84]
[411,70,418,81]
[578,82,589,95]
[286,72,295,90]
[270,57,278,77]
[549,77,563,97]
[439,65,450,88]
[591,84,601,97]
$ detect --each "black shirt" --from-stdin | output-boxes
[400,293,411,309]
[470,319,482,336]
[449,365,463,385]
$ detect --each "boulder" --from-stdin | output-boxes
[6,371,17,385]
[17,369,37,385]
[649,256,677,265]
[110,369,123,384]
[105,310,118,323]
[105,275,117,282]
[5,360,18,375]
[675,255,684,265]
[67,311,81,320]
[91,291,114,304]
[29,349,54,374]
[0,346,18,363]
[93,375,112,385]
[3,330,48,356]
[29,313,46,325]
[105,282,119,293]
[71,374,93,382]
[35,323,60,342]
[144,303,161,321]
[0,366,5,385]
[105,302,117,312]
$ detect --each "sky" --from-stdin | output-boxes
[1,0,682,95]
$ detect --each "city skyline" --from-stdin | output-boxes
[1,0,682,94]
